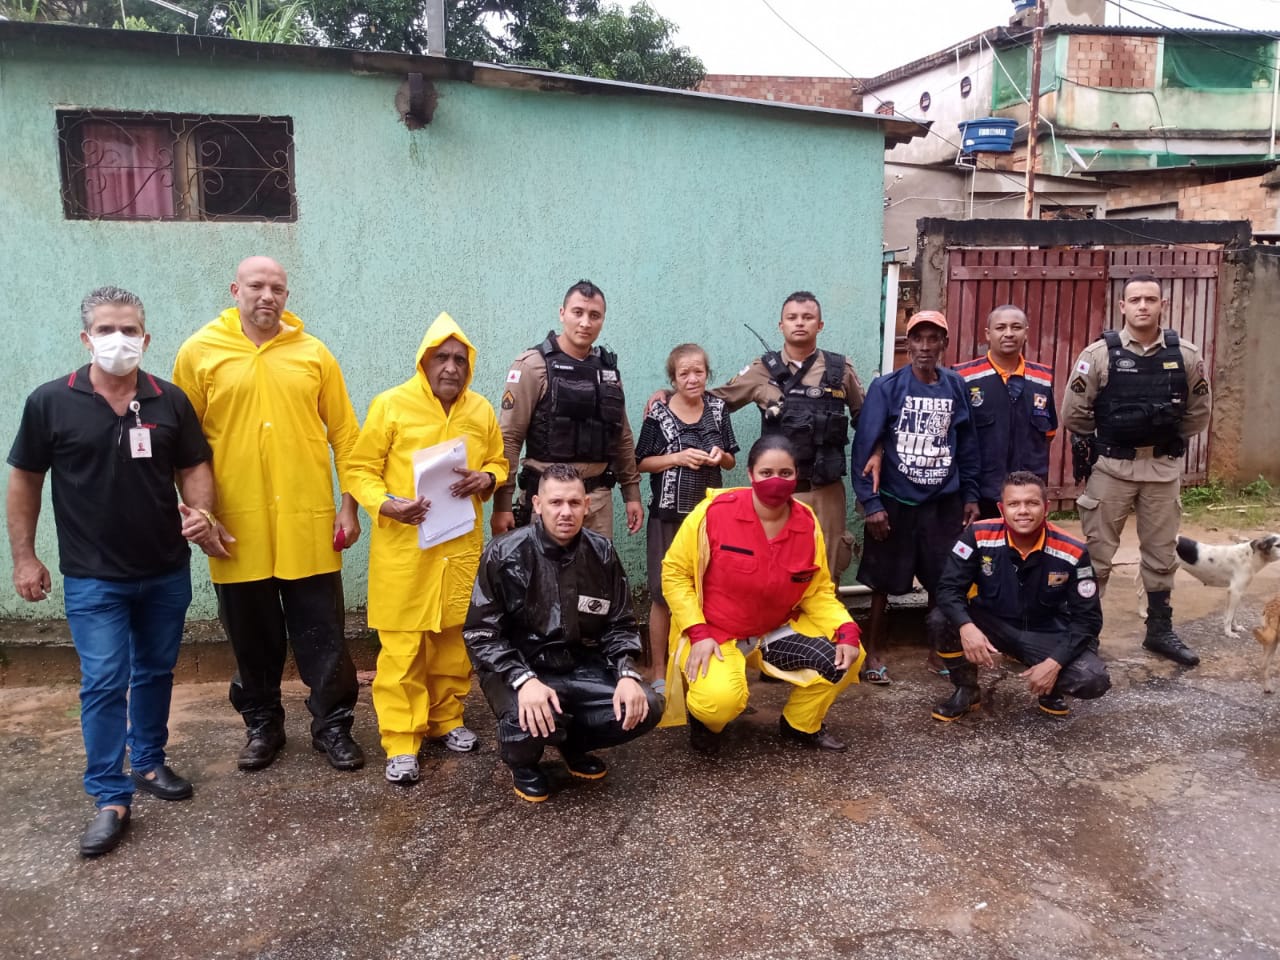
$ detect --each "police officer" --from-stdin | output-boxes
[954,305,1058,519]
[1062,274,1212,666]
[491,280,643,539]
[706,291,864,578]
[932,471,1109,721]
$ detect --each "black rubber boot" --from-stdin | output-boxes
[1143,591,1200,667]
[1037,694,1070,717]
[931,662,982,722]
[688,714,721,756]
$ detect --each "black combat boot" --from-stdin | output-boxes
[1037,694,1070,717]
[688,714,721,756]
[931,661,982,722]
[1143,591,1199,667]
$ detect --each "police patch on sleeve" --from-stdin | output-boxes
[952,540,973,559]
[1075,358,1090,375]
[1070,376,1087,394]
[1193,379,1209,396]
[501,390,515,410]
[1077,579,1098,599]
[506,369,522,383]
[739,364,751,376]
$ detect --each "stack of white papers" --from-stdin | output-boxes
[412,438,477,549]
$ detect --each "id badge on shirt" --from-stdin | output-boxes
[129,427,153,459]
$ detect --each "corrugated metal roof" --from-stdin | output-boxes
[0,21,923,146]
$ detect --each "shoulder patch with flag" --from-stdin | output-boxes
[952,540,973,559]
[506,369,521,383]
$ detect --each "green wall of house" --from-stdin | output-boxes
[0,32,887,619]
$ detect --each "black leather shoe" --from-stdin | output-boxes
[1143,633,1200,667]
[238,727,286,771]
[311,729,365,771]
[1037,694,1070,717]
[563,752,608,780]
[79,807,129,857]
[688,714,721,756]
[131,764,193,800]
[779,715,847,751]
[511,765,550,803]
[932,685,982,722]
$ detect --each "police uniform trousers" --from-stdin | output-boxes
[678,628,857,734]
[478,658,664,768]
[1076,463,1181,592]
[937,607,1110,700]
[371,625,472,756]
[215,572,359,737]
[795,482,853,580]
[584,487,616,538]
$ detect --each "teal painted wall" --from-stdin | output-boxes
[0,35,887,619]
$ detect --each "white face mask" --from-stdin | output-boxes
[89,331,146,376]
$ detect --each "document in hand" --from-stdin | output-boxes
[412,438,477,549]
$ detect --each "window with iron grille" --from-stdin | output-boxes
[57,111,296,222]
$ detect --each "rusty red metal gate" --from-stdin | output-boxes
[943,247,1219,507]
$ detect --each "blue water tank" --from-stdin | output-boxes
[958,117,1018,154]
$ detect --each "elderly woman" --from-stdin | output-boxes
[659,435,863,755]
[635,343,738,689]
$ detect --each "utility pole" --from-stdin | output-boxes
[1023,0,1046,219]
[426,0,446,55]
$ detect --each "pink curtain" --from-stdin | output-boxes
[80,121,175,219]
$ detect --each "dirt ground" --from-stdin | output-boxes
[0,518,1278,960]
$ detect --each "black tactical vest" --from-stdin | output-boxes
[759,349,850,486]
[526,332,625,464]
[1094,329,1187,450]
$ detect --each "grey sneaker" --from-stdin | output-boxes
[385,754,420,784]
[437,726,479,753]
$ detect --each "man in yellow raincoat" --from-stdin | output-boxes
[346,314,507,785]
[173,257,365,773]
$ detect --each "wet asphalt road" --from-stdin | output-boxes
[2,599,1279,960]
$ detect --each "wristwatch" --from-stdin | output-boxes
[618,667,644,684]
[511,670,536,691]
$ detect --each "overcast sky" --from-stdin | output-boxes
[637,0,1280,77]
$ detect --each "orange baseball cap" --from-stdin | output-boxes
[906,310,948,334]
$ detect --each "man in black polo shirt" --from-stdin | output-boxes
[6,286,226,857]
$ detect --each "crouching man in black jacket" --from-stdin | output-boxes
[931,470,1110,722]
[464,462,664,802]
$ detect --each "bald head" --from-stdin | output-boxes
[986,304,1028,364]
[231,256,289,345]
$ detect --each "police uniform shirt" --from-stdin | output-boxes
[495,347,641,513]
[1061,326,1211,483]
[712,349,865,433]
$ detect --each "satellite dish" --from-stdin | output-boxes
[1064,144,1088,169]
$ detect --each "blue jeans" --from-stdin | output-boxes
[63,567,192,808]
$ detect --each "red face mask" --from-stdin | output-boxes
[751,475,796,507]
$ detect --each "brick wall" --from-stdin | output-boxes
[1107,171,1280,230]
[698,74,863,111]
[1064,33,1158,88]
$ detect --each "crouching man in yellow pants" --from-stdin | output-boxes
[347,313,508,784]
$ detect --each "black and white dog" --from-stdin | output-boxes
[1175,534,1280,637]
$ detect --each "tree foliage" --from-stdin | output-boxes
[7,0,705,89]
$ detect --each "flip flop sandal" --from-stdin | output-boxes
[859,665,892,685]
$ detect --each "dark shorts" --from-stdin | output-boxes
[646,515,685,607]
[856,492,963,597]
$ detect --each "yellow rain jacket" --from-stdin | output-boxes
[658,488,864,727]
[172,308,360,584]
[346,313,508,632]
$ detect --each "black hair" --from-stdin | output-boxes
[563,279,606,309]
[747,434,797,471]
[1001,470,1047,501]
[538,462,586,493]
[1122,274,1163,295]
[781,290,821,316]
[986,304,1027,326]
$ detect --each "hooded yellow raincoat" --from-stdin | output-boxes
[658,488,864,730]
[346,313,508,632]
[172,308,360,584]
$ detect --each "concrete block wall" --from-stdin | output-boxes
[698,75,863,112]
[1108,173,1280,232]
[1065,33,1159,89]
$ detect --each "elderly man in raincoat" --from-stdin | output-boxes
[347,314,507,785]
[173,257,365,774]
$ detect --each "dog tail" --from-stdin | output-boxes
[1175,536,1198,565]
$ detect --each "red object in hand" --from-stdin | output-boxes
[333,528,346,551]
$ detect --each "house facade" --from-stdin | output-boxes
[0,22,914,618]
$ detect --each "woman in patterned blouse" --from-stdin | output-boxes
[635,344,738,688]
